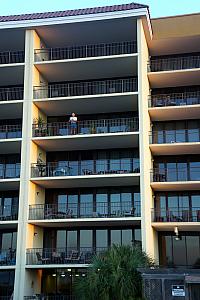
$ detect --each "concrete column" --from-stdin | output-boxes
[13,29,39,300]
[137,18,159,262]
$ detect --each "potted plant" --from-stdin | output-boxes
[33,116,46,137]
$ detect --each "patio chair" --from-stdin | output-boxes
[36,252,50,264]
[65,250,82,263]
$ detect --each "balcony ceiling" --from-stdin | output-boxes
[150,143,200,156]
[0,140,22,154]
[36,17,137,48]
[35,54,137,82]
[0,101,23,119]
[149,105,200,121]
[0,179,20,191]
[31,174,140,189]
[32,132,139,151]
[0,28,25,51]
[0,65,24,85]
[33,93,138,115]
[29,218,141,228]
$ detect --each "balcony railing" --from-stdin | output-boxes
[31,159,140,178]
[0,50,24,64]
[0,248,16,265]
[0,124,22,139]
[24,296,76,300]
[149,91,200,108]
[0,86,24,101]
[0,164,20,179]
[150,129,200,144]
[152,166,200,182]
[33,77,138,99]
[32,117,139,137]
[0,205,18,221]
[26,247,107,265]
[34,41,137,62]
[152,208,200,222]
[29,201,141,220]
[149,55,200,72]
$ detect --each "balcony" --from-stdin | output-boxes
[31,160,140,188]
[0,205,18,222]
[152,208,200,223]
[0,164,20,190]
[34,42,138,82]
[151,166,200,191]
[34,77,137,99]
[33,78,138,115]
[0,50,24,65]
[34,41,137,62]
[150,129,200,155]
[0,86,24,102]
[29,201,141,223]
[32,117,139,151]
[0,249,16,266]
[26,247,106,266]
[149,91,200,121]
[148,55,200,88]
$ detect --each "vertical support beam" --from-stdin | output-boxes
[137,18,159,262]
[13,29,35,300]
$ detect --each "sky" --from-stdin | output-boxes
[0,0,200,18]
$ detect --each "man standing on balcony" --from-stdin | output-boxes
[69,112,78,135]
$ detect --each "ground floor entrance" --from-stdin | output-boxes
[189,284,200,300]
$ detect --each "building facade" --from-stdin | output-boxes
[0,2,199,299]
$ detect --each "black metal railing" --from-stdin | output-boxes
[150,129,200,144]
[34,41,137,62]
[24,296,76,300]
[32,117,139,137]
[0,249,16,265]
[0,50,24,64]
[152,208,200,222]
[0,164,20,179]
[0,124,22,139]
[26,247,107,265]
[149,91,200,107]
[31,159,140,178]
[0,205,18,221]
[152,166,200,182]
[29,201,141,220]
[0,86,24,101]
[33,77,138,99]
[149,55,200,72]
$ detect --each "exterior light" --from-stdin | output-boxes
[67,269,71,272]
[52,274,56,277]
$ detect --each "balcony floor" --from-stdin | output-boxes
[32,132,139,151]
[31,173,140,188]
[148,68,200,88]
[150,142,200,156]
[33,92,138,115]
[149,104,200,121]
[34,54,138,81]
[28,217,141,228]
[151,181,200,191]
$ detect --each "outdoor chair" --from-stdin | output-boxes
[36,252,50,264]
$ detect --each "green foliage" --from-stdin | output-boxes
[74,244,153,300]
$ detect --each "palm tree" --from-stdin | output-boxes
[75,244,153,300]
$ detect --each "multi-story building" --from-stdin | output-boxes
[0,2,199,299]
